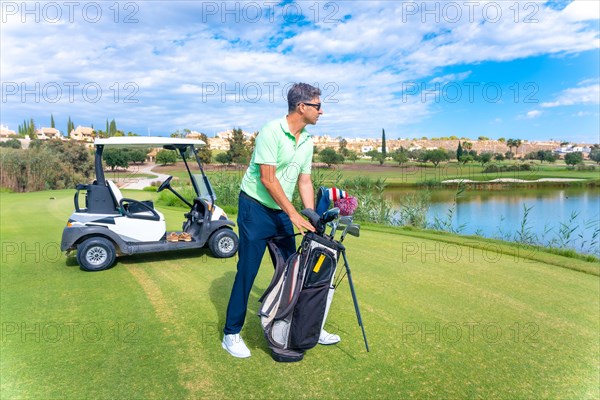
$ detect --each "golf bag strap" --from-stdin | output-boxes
[258,240,293,304]
[269,232,300,242]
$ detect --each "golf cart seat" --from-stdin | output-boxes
[186,197,210,225]
[107,180,160,221]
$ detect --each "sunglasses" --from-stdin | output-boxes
[301,102,322,111]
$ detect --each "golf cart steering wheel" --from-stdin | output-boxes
[157,176,173,192]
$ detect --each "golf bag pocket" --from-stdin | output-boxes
[303,249,336,288]
[288,284,329,350]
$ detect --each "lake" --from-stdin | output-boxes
[385,187,600,255]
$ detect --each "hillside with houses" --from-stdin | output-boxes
[0,124,594,159]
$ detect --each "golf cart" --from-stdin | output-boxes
[61,136,239,271]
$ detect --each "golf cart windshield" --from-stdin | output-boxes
[93,137,208,197]
[193,174,217,202]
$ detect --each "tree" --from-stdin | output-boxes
[456,141,463,161]
[318,147,344,167]
[494,153,505,161]
[423,149,449,166]
[365,149,383,164]
[41,140,94,178]
[392,147,409,165]
[380,128,386,165]
[128,149,148,164]
[346,150,359,163]
[408,149,424,161]
[462,141,473,151]
[67,116,74,137]
[109,119,117,137]
[475,152,493,165]
[477,151,493,165]
[156,149,178,165]
[532,150,558,164]
[338,137,349,156]
[215,152,232,165]
[505,151,514,160]
[507,138,522,155]
[104,149,129,170]
[459,155,474,164]
[514,139,523,155]
[590,149,600,164]
[50,114,55,129]
[564,152,583,166]
[478,136,489,141]
[27,118,36,139]
[226,128,251,164]
[506,139,516,153]
[196,132,213,164]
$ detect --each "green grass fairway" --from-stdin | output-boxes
[154,160,599,188]
[1,190,599,399]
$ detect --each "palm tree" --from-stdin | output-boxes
[514,139,522,155]
[506,139,516,153]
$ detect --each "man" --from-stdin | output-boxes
[222,83,340,358]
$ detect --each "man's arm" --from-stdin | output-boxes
[259,164,315,234]
[297,173,314,210]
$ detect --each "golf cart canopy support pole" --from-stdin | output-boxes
[179,147,200,197]
[95,145,106,185]
[193,147,216,206]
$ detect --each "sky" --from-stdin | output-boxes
[1,0,599,143]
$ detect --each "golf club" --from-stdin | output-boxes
[340,223,360,243]
[322,207,340,239]
[338,215,353,226]
[321,207,340,223]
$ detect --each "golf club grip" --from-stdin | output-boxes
[341,250,370,352]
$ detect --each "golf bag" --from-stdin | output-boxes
[258,232,340,362]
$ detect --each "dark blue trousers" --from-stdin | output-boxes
[223,193,296,335]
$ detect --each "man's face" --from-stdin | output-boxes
[302,96,323,125]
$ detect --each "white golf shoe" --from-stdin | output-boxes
[222,333,251,358]
[318,329,341,345]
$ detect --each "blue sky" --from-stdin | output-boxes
[1,1,599,143]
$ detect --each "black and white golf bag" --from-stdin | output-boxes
[258,232,340,362]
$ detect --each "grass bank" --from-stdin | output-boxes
[1,190,598,399]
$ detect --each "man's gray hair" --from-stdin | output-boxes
[287,83,321,113]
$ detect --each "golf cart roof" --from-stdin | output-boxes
[94,136,205,148]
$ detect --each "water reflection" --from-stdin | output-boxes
[386,187,600,255]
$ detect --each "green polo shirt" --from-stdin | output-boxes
[240,116,313,210]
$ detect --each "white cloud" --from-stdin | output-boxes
[572,111,599,117]
[562,0,600,22]
[0,1,598,139]
[542,84,600,107]
[430,71,472,84]
[526,110,543,119]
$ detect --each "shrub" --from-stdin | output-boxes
[0,139,21,149]
[576,164,596,171]
[482,163,534,174]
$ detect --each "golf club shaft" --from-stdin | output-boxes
[340,225,349,242]
[330,222,337,239]
[341,249,369,352]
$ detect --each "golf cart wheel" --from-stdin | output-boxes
[77,237,117,272]
[208,229,238,258]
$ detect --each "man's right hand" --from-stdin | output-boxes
[290,211,316,236]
